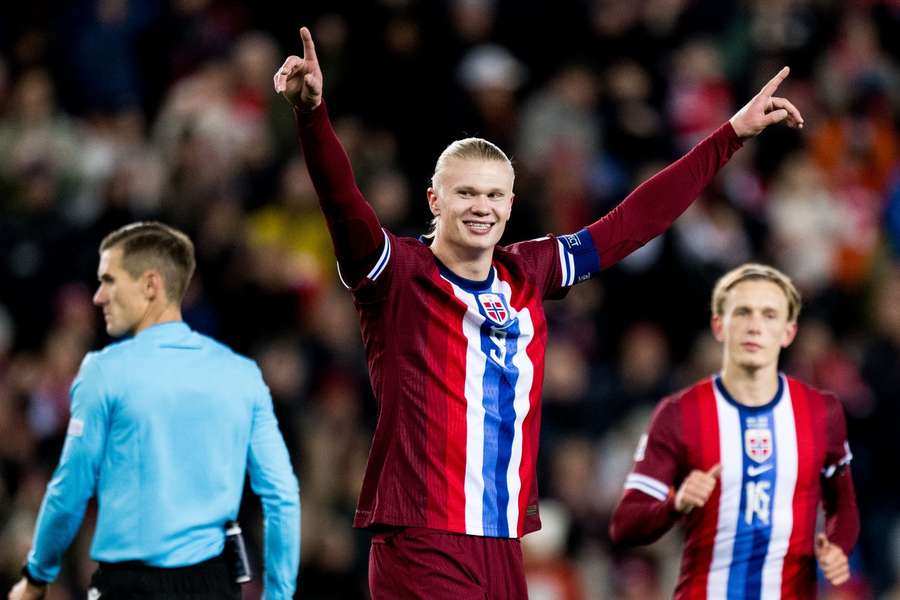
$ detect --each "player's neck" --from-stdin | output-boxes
[134,303,184,335]
[720,363,780,407]
[430,238,494,281]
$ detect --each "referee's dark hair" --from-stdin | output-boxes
[100,221,196,303]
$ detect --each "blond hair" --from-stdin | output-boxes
[711,263,802,322]
[426,137,513,237]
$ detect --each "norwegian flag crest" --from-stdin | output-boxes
[744,428,773,463]
[479,293,510,325]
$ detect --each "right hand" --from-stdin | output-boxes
[675,463,721,513]
[8,579,46,600]
[728,67,803,139]
[273,26,323,111]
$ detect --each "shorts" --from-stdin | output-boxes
[369,526,528,599]
[88,552,240,599]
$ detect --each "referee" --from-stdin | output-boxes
[8,222,300,599]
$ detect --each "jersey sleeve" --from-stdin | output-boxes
[504,230,600,300]
[586,122,742,269]
[609,398,685,546]
[295,102,388,289]
[820,394,859,556]
[27,353,111,582]
[821,393,853,479]
[246,364,301,599]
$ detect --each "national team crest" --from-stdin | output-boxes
[479,293,510,325]
[745,428,773,463]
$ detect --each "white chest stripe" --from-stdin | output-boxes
[761,381,798,599]
[707,392,742,599]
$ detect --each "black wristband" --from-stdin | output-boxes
[21,564,48,587]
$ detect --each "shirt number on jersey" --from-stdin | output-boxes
[744,480,771,525]
[489,328,507,367]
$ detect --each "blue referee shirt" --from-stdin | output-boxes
[27,322,300,599]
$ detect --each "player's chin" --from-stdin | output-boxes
[462,230,500,248]
[106,322,129,338]
[736,357,767,371]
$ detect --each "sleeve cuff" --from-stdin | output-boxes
[293,100,328,129]
[22,564,49,586]
[721,120,744,151]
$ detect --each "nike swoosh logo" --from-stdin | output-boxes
[747,464,773,477]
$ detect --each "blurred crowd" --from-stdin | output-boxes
[0,0,898,598]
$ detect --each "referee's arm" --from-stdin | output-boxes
[247,367,301,599]
[28,354,110,582]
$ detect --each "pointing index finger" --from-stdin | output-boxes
[300,26,317,63]
[761,66,790,97]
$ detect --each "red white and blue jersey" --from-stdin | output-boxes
[297,100,746,540]
[345,229,600,538]
[623,375,854,599]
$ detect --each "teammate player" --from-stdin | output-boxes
[9,222,300,600]
[275,26,803,598]
[609,264,859,598]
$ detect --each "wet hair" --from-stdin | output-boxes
[100,221,196,303]
[711,263,802,322]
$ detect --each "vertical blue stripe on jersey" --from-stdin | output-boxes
[558,229,601,285]
[728,405,777,600]
[476,307,520,537]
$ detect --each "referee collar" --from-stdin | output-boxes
[133,321,200,348]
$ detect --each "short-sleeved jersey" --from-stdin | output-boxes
[624,375,853,599]
[345,229,599,538]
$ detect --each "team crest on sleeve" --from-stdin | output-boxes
[478,293,511,326]
[744,428,773,463]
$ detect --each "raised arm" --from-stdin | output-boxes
[588,67,803,270]
[274,27,386,288]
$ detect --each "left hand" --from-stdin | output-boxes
[8,578,46,600]
[729,66,804,139]
[815,533,850,586]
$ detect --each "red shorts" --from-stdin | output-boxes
[368,527,528,599]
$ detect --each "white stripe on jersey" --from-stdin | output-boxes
[447,278,488,536]
[707,389,742,599]
[761,378,798,599]
[366,229,392,280]
[336,229,392,289]
[504,275,533,534]
[557,239,571,287]
[625,473,669,502]
[445,270,534,537]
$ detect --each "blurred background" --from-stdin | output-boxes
[0,0,898,598]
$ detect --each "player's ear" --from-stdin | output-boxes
[143,270,164,302]
[427,187,440,216]
[781,320,798,348]
[711,314,725,342]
